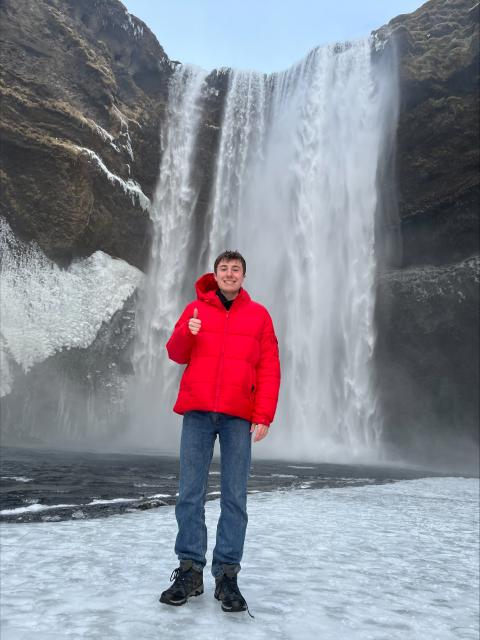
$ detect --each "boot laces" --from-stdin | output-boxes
[222,575,255,619]
[169,566,194,594]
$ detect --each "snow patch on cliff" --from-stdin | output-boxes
[76,146,149,210]
[122,11,144,38]
[88,120,120,153]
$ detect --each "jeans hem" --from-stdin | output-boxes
[178,557,205,573]
[212,562,241,578]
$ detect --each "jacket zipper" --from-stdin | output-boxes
[214,310,229,412]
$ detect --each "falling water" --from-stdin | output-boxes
[134,65,207,375]
[131,66,208,447]
[133,41,398,461]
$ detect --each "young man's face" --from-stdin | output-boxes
[214,259,245,298]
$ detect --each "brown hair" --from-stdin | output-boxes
[214,250,246,275]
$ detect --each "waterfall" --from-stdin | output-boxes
[205,71,266,264]
[132,40,398,461]
[131,66,208,449]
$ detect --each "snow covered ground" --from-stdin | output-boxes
[1,477,478,640]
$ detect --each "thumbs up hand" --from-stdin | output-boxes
[188,307,202,335]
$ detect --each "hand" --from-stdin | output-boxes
[250,423,269,442]
[188,307,202,335]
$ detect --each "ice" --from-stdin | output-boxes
[123,10,144,38]
[134,478,175,488]
[270,474,296,478]
[0,503,78,516]
[1,478,478,639]
[372,31,388,52]
[88,119,120,153]
[288,465,315,469]
[0,220,142,396]
[86,498,138,507]
[75,147,149,210]
[110,105,137,161]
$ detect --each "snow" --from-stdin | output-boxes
[110,105,136,161]
[0,503,78,516]
[76,146,149,210]
[88,120,120,153]
[122,133,134,162]
[1,478,478,640]
[270,474,296,478]
[288,465,315,469]
[87,498,138,507]
[123,11,144,38]
[371,32,388,52]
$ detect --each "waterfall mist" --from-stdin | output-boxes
[128,39,399,463]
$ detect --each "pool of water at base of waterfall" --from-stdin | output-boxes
[0,445,449,523]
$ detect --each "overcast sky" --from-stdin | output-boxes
[121,0,424,73]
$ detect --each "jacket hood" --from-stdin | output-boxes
[195,273,218,299]
[195,272,250,305]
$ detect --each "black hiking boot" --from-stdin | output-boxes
[159,560,204,606]
[214,571,253,616]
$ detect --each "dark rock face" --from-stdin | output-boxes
[373,0,479,469]
[375,258,479,468]
[0,0,173,269]
[376,0,479,268]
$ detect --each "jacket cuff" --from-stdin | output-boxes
[252,417,270,427]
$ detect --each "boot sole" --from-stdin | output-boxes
[214,593,247,612]
[159,586,204,606]
[220,603,247,613]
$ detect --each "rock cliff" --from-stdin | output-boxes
[0,0,173,269]
[379,0,479,267]
[373,0,479,467]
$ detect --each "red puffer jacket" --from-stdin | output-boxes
[166,273,281,426]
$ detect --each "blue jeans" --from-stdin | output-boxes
[174,411,252,577]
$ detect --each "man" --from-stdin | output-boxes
[159,250,281,614]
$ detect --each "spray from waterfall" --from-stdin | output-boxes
[131,41,398,462]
